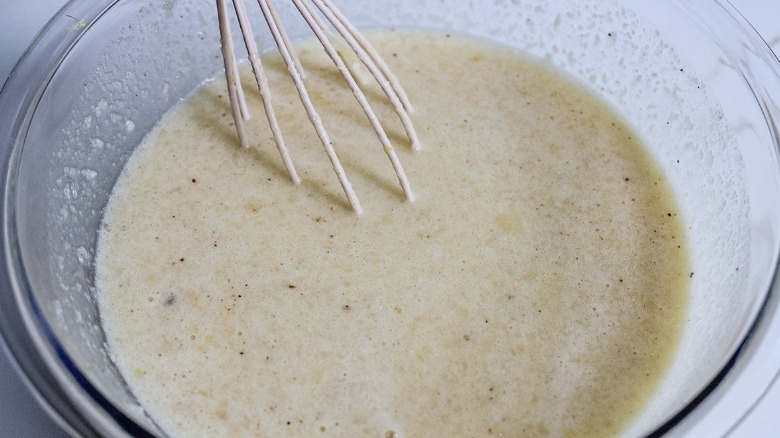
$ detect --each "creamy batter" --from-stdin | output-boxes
[96,31,689,437]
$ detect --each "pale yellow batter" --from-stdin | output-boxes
[95,31,689,437]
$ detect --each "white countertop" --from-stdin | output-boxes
[1,0,779,436]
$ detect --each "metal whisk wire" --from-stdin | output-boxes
[216,0,420,213]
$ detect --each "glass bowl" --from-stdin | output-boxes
[1,0,779,436]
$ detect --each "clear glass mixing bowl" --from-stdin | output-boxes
[1,0,779,436]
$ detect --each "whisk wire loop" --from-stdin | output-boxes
[216,0,418,213]
[233,0,301,184]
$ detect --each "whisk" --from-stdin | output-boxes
[216,0,421,213]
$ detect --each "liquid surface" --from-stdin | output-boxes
[96,31,689,437]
